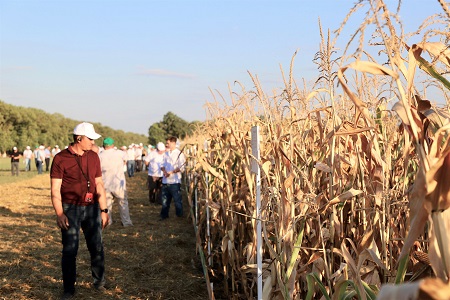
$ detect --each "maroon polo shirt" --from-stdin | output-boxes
[50,145,102,205]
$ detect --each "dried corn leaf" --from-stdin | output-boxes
[284,172,295,190]
[262,274,272,300]
[392,101,411,126]
[349,61,398,77]
[305,88,330,102]
[261,159,272,178]
[399,163,429,261]
[330,262,348,280]
[407,46,418,98]
[415,42,450,68]
[305,252,323,266]
[341,241,357,278]
[240,263,270,275]
[426,150,450,212]
[378,278,450,300]
[197,158,227,183]
[357,229,374,254]
[429,209,450,282]
[319,188,363,213]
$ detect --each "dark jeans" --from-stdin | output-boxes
[136,160,143,172]
[61,203,105,293]
[45,157,50,171]
[148,176,162,204]
[127,160,135,177]
[160,183,183,219]
[37,160,43,174]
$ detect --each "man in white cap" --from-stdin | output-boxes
[99,137,133,227]
[52,145,61,157]
[10,146,21,176]
[23,146,33,171]
[50,122,109,299]
[144,142,166,204]
[37,145,46,174]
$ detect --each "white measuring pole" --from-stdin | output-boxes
[251,126,262,300]
[204,140,212,266]
[194,176,198,228]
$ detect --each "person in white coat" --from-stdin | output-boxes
[99,137,133,227]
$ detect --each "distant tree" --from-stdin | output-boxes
[187,120,203,137]
[160,111,190,139]
[147,111,198,145]
[148,123,166,146]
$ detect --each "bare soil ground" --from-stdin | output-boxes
[0,170,207,300]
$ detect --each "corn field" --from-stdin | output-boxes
[183,1,450,299]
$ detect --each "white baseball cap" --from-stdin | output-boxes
[156,142,166,151]
[73,122,101,140]
[13,146,17,150]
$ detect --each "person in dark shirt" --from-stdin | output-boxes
[50,122,109,300]
[10,146,21,176]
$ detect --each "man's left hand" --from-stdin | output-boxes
[101,213,110,229]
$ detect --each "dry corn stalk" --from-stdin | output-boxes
[182,1,450,299]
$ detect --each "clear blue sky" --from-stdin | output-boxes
[0,0,445,135]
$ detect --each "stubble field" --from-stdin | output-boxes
[0,164,207,300]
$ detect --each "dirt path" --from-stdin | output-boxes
[0,171,206,300]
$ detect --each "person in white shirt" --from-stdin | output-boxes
[126,145,136,178]
[37,145,46,174]
[44,146,52,172]
[33,145,39,170]
[99,137,133,227]
[120,146,128,173]
[52,145,61,157]
[134,143,143,172]
[160,136,186,220]
[144,142,166,205]
[23,146,33,171]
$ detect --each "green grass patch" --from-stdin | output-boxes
[0,157,42,185]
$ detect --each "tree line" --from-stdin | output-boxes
[0,100,199,154]
[147,111,201,145]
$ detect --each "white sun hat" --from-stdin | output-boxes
[73,122,101,140]
[156,142,166,151]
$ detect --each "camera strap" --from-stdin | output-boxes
[75,155,91,192]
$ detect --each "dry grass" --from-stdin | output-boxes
[0,171,207,300]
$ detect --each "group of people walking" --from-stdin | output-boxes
[49,122,186,299]
[123,143,145,178]
[8,144,61,175]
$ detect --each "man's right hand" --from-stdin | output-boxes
[56,214,69,230]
